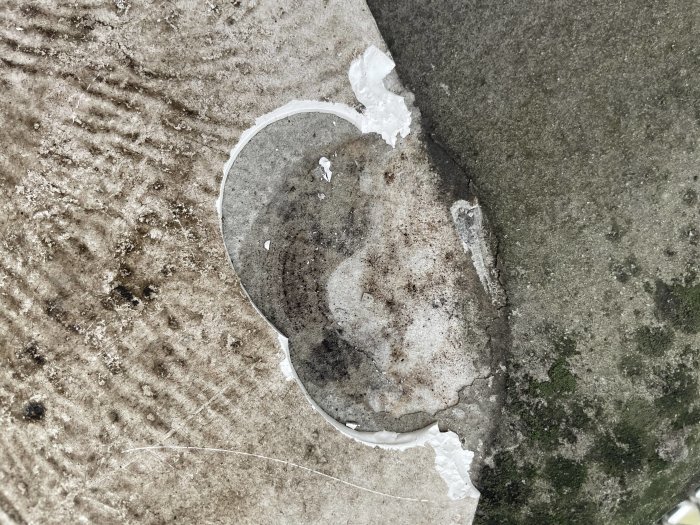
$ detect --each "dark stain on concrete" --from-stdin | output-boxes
[23,400,46,421]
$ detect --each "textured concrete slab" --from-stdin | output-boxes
[368,1,700,524]
[0,1,487,523]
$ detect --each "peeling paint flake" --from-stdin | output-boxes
[348,45,411,147]
[451,199,505,306]
[319,157,333,182]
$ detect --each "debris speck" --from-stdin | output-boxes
[264,240,271,250]
[23,400,45,421]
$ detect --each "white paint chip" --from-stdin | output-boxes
[348,45,411,147]
[264,240,271,251]
[319,157,332,182]
[667,501,700,524]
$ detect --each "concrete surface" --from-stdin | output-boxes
[368,1,700,524]
[0,1,484,523]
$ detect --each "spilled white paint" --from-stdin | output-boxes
[277,335,478,500]
[217,46,476,503]
[216,45,412,218]
[319,157,333,182]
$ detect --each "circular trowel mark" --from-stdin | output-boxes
[221,112,493,433]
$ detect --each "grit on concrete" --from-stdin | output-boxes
[368,1,700,524]
[0,1,483,523]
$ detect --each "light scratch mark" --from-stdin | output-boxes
[159,382,232,442]
[122,445,434,503]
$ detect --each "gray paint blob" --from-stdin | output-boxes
[221,112,505,437]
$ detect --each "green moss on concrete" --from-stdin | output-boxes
[476,451,536,525]
[477,331,599,524]
[591,427,644,477]
[613,440,700,525]
[654,279,700,333]
[672,407,700,430]
[523,501,597,525]
[634,325,674,355]
[544,456,587,494]
[476,323,696,525]
[518,399,567,450]
[552,332,578,358]
[518,354,587,449]
[618,353,646,376]
[535,357,577,397]
[656,363,698,420]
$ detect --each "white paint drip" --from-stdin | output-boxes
[217,46,475,503]
[348,45,411,147]
[319,157,333,182]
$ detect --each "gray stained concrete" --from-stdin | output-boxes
[368,1,700,524]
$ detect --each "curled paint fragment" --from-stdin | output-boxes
[217,46,476,502]
[319,156,333,182]
[216,46,411,217]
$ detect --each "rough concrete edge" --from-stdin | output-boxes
[215,47,480,502]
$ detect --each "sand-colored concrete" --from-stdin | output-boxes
[0,1,482,523]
